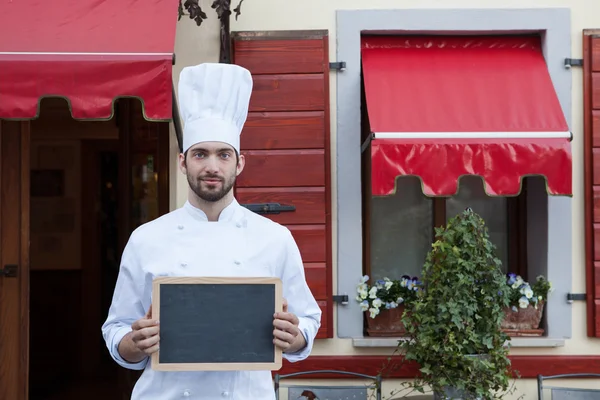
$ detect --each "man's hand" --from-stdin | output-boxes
[118,305,160,363]
[273,298,306,353]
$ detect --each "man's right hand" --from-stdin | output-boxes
[118,305,160,363]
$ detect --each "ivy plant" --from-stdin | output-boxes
[397,208,516,399]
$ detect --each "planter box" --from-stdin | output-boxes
[365,306,407,337]
[501,301,544,337]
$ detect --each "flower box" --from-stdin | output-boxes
[501,301,545,337]
[365,305,407,337]
[502,273,551,337]
[355,275,420,337]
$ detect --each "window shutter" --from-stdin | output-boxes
[583,31,600,337]
[232,30,333,339]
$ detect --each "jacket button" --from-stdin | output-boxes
[236,222,242,228]
[183,390,191,397]
[222,391,229,397]
[178,225,184,230]
[234,260,241,265]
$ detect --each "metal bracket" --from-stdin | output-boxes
[2,264,17,278]
[329,61,346,71]
[332,294,349,305]
[241,203,296,215]
[567,293,586,302]
[564,58,583,68]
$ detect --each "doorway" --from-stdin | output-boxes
[25,98,170,400]
[28,138,121,400]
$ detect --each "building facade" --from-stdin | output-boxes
[1,0,599,399]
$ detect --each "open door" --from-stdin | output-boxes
[0,120,30,400]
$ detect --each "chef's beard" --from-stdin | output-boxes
[187,171,236,203]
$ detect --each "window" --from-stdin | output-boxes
[362,175,528,281]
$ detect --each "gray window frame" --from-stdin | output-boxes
[335,8,573,340]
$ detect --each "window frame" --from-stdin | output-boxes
[336,8,573,342]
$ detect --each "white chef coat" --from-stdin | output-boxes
[101,199,322,400]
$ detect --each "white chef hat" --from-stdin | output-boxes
[178,63,253,154]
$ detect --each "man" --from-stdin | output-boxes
[101,63,322,399]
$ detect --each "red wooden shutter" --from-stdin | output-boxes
[232,30,333,339]
[584,31,600,337]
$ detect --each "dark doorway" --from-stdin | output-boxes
[28,139,123,400]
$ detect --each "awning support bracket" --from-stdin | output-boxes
[360,133,374,154]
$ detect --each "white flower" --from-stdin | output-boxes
[356,283,368,293]
[397,297,404,304]
[389,301,398,309]
[511,306,518,312]
[400,278,408,288]
[518,296,530,309]
[384,280,393,290]
[521,286,534,299]
[512,276,524,289]
[369,307,380,318]
[359,300,369,312]
[360,275,369,284]
[358,289,368,300]
[372,298,383,308]
[369,287,378,299]
[538,295,543,301]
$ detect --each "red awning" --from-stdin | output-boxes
[361,35,572,197]
[0,0,178,121]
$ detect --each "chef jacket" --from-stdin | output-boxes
[101,199,322,400]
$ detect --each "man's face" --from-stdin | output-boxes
[179,141,245,202]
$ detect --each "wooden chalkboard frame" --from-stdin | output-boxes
[151,276,283,371]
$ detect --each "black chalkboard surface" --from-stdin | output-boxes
[151,276,283,371]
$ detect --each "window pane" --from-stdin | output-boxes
[445,176,508,272]
[370,177,432,281]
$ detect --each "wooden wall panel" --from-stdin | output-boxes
[592,38,600,72]
[233,30,333,339]
[592,110,600,147]
[235,187,326,225]
[304,263,327,298]
[594,187,600,222]
[593,74,600,109]
[289,225,327,263]
[315,301,328,339]
[249,75,325,112]
[233,39,325,74]
[584,31,600,337]
[595,262,600,298]
[241,112,325,150]
[237,150,325,187]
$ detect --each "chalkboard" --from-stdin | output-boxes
[151,276,283,371]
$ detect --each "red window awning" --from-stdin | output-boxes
[0,0,178,121]
[361,35,572,197]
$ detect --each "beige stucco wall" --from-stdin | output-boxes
[169,1,600,397]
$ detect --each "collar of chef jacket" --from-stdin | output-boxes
[183,198,244,224]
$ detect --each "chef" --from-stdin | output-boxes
[101,63,322,399]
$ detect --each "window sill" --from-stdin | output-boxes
[352,337,565,348]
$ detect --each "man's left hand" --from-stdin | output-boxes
[273,298,306,353]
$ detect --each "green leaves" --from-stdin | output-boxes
[398,208,514,399]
